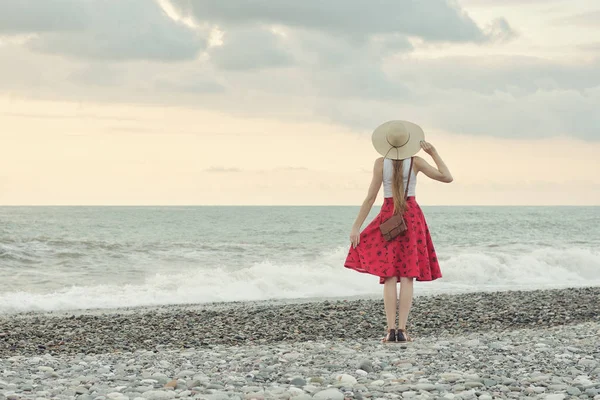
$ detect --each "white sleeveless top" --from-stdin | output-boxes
[383,158,416,198]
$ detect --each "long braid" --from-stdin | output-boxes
[391,159,407,215]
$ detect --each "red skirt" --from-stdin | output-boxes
[344,197,442,284]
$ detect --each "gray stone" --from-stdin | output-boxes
[567,387,582,396]
[358,360,374,373]
[385,385,410,393]
[187,380,203,389]
[586,388,600,397]
[294,396,313,400]
[177,370,196,378]
[312,389,344,400]
[548,384,567,391]
[456,389,476,399]
[335,374,357,385]
[530,374,550,382]
[441,373,463,383]
[579,359,598,368]
[544,395,565,400]
[464,381,484,389]
[207,383,225,390]
[21,384,33,391]
[76,386,89,394]
[140,390,177,399]
[291,378,307,387]
[414,383,436,391]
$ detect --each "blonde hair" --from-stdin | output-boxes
[392,159,407,215]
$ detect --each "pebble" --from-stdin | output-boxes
[579,359,598,368]
[0,291,598,400]
[335,374,357,385]
[290,378,307,387]
[2,287,600,357]
[588,389,600,397]
[414,383,436,391]
[441,373,463,382]
[312,388,343,400]
[358,360,374,373]
[141,390,177,399]
[567,386,582,395]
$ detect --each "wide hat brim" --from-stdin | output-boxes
[371,120,424,160]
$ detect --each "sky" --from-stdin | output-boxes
[0,0,599,206]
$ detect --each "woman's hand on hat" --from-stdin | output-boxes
[350,227,360,248]
[420,141,437,155]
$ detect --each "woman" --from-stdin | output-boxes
[344,120,453,343]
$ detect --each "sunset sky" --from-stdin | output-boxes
[1,0,599,205]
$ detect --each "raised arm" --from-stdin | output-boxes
[414,141,453,183]
[350,157,383,248]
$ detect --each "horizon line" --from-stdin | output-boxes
[1,204,598,207]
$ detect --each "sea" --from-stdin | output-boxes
[1,206,599,314]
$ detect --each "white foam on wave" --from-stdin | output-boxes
[435,247,600,289]
[1,246,599,314]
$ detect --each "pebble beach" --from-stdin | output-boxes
[1,287,599,400]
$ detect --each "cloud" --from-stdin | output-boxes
[209,28,295,70]
[170,0,509,44]
[460,0,564,4]
[154,76,226,94]
[313,84,600,141]
[558,10,600,26]
[386,56,600,95]
[0,0,206,61]
[204,167,241,173]
[0,1,596,142]
[312,62,411,100]
[579,42,600,52]
[68,64,122,87]
[484,18,517,42]
[0,0,86,33]
[274,167,310,171]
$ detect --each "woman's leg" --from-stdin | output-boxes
[383,276,398,330]
[398,277,414,331]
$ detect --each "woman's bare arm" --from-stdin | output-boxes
[414,142,453,183]
[350,157,383,247]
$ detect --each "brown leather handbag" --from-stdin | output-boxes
[379,157,413,241]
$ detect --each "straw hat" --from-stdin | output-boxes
[371,120,424,160]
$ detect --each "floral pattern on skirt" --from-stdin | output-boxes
[344,197,442,284]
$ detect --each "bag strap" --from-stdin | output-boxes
[404,157,414,199]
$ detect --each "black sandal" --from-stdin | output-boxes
[382,328,397,343]
[396,329,413,343]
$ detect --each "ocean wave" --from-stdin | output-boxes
[1,246,599,314]
[0,238,267,258]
